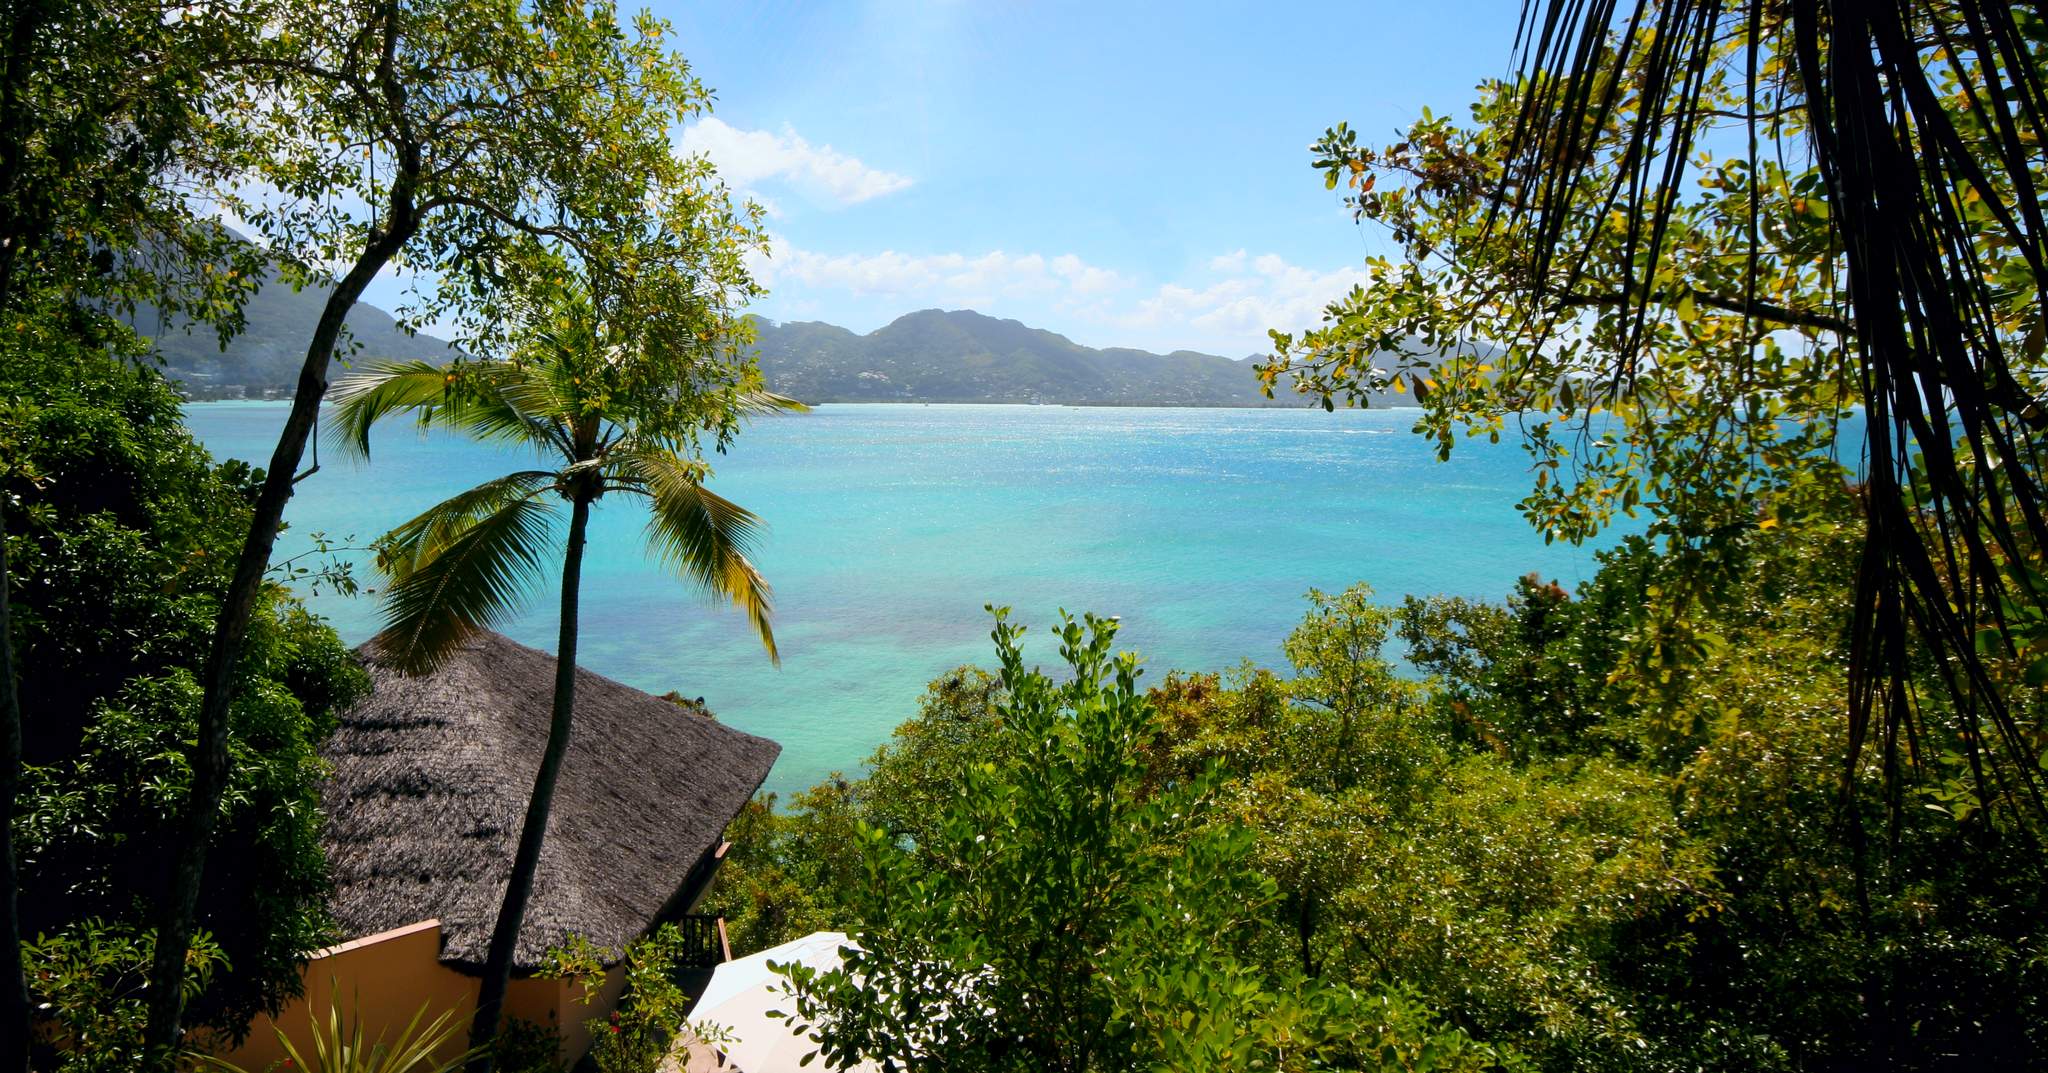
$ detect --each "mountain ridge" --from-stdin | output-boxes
[749,308,1409,407]
[152,285,1411,407]
[139,265,462,400]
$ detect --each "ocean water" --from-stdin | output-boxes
[185,402,1623,795]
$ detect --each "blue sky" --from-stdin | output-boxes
[372,1,1525,356]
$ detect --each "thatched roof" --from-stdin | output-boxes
[320,631,781,971]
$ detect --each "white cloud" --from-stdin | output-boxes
[679,118,912,207]
[1104,253,1367,354]
[1207,249,1248,272]
[754,239,1362,356]
[753,240,1133,309]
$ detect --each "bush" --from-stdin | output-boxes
[778,610,1512,1073]
[24,920,224,1073]
[4,302,368,1036]
[542,924,699,1073]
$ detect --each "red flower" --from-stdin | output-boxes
[609,1025,621,1035]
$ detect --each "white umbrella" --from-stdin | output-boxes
[691,931,880,1073]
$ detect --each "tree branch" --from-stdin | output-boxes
[417,194,589,253]
[1549,285,1854,335]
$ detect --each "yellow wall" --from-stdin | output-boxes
[547,961,631,1060]
[218,920,625,1071]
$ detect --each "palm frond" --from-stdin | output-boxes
[331,360,573,462]
[375,471,559,580]
[737,388,811,416]
[330,362,457,461]
[619,448,778,663]
[203,988,477,1073]
[494,358,586,441]
[372,482,564,674]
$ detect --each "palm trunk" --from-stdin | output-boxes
[142,209,418,1060]
[466,493,592,1070]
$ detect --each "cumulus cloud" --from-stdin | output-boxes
[679,118,913,206]
[1207,249,1248,273]
[1104,253,1367,354]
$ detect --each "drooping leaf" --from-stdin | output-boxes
[373,487,563,673]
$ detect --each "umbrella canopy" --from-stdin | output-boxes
[693,931,880,1073]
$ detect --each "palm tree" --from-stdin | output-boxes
[330,288,797,1069]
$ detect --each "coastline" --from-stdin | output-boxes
[182,396,1425,411]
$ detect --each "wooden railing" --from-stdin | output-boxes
[672,914,729,969]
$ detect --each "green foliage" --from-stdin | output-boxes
[1258,12,2048,820]
[220,0,767,370]
[539,924,700,1073]
[1281,585,1415,757]
[0,0,263,325]
[713,781,871,957]
[1398,576,1593,760]
[745,513,2044,1070]
[778,610,1507,1073]
[853,666,1007,850]
[700,668,1008,955]
[24,920,224,1073]
[2,305,367,1035]
[1382,510,2046,1070]
[1150,588,1711,1069]
[1260,43,1859,551]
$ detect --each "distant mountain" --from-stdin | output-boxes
[751,309,1413,408]
[150,284,1416,408]
[140,268,460,400]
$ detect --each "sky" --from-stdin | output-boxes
[371,1,1527,358]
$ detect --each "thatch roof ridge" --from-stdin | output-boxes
[320,631,780,970]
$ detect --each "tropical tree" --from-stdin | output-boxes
[147,0,769,1049]
[1259,0,2048,831]
[331,281,790,1068]
[0,0,269,1058]
[4,299,369,1053]
[1478,0,2048,835]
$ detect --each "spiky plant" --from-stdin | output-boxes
[331,283,798,1065]
[207,993,476,1073]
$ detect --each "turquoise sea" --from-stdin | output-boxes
[186,402,1624,796]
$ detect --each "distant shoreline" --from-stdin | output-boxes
[182,396,1423,411]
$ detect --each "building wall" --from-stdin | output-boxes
[216,920,625,1071]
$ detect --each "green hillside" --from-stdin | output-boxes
[152,294,1410,408]
[139,269,460,399]
[750,309,1413,407]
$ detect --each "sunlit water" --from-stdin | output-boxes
[186,402,1625,795]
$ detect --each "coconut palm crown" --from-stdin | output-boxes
[331,292,796,675]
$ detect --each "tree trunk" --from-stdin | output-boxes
[142,213,417,1060]
[466,492,592,1070]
